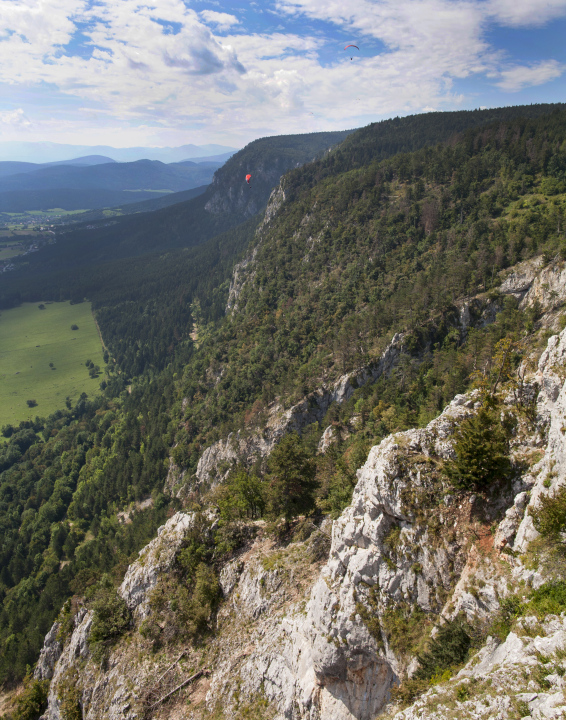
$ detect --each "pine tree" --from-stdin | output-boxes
[444,407,511,490]
[265,433,317,525]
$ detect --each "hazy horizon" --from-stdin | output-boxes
[0,140,239,164]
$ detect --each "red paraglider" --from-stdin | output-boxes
[246,174,252,186]
[344,44,359,60]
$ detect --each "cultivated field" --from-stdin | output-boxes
[0,301,106,428]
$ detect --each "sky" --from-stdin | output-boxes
[0,0,565,149]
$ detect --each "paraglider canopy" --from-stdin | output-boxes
[344,44,359,60]
[245,174,252,185]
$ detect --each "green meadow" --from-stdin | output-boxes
[0,301,106,428]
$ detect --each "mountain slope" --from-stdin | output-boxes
[28,322,566,720]
[2,106,566,696]
[0,129,354,293]
[0,160,223,212]
[59,185,209,224]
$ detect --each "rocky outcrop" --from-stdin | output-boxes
[389,614,566,720]
[119,511,195,619]
[205,154,293,219]
[34,622,62,681]
[513,327,566,553]
[522,259,566,311]
[40,607,92,720]
[203,393,503,720]
[193,333,405,487]
[499,256,545,300]
[225,185,285,313]
[499,255,566,313]
[204,328,566,720]
[225,248,258,312]
[36,325,566,720]
[37,512,199,720]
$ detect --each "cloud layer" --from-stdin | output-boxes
[0,0,564,146]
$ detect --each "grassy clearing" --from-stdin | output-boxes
[0,246,22,260]
[0,301,106,428]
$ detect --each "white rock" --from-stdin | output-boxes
[119,511,194,618]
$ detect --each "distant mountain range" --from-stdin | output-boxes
[0,158,223,212]
[0,141,238,164]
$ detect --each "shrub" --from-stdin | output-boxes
[58,672,82,720]
[26,399,37,408]
[531,485,566,540]
[488,594,522,641]
[381,605,428,659]
[526,581,566,617]
[12,672,49,720]
[414,618,471,681]
[214,467,265,522]
[88,576,131,663]
[70,324,79,331]
[443,407,512,490]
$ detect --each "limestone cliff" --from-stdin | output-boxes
[33,319,566,720]
[170,256,565,498]
[170,332,405,493]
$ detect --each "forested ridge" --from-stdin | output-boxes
[1,105,566,689]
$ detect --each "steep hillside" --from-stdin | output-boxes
[2,106,566,708]
[165,109,566,479]
[25,317,566,720]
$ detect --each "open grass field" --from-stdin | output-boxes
[0,301,106,428]
[0,246,22,260]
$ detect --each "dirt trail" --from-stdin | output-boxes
[91,308,108,353]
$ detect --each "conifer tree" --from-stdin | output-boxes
[444,407,511,490]
[265,433,317,526]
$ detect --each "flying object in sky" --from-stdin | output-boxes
[344,44,359,61]
[246,174,252,186]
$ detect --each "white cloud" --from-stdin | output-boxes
[200,10,240,31]
[0,0,83,50]
[496,60,564,91]
[487,0,566,27]
[0,0,563,146]
[0,108,31,128]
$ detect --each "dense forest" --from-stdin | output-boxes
[1,104,566,687]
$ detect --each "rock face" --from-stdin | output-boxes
[205,153,297,219]
[514,326,566,553]
[34,622,62,681]
[499,256,545,300]
[35,325,566,720]
[37,513,200,720]
[39,608,92,720]
[192,333,405,488]
[226,184,285,313]
[203,392,509,720]
[389,615,566,720]
[119,511,195,618]
[500,255,566,313]
[204,326,566,720]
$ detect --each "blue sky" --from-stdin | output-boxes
[0,0,564,149]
